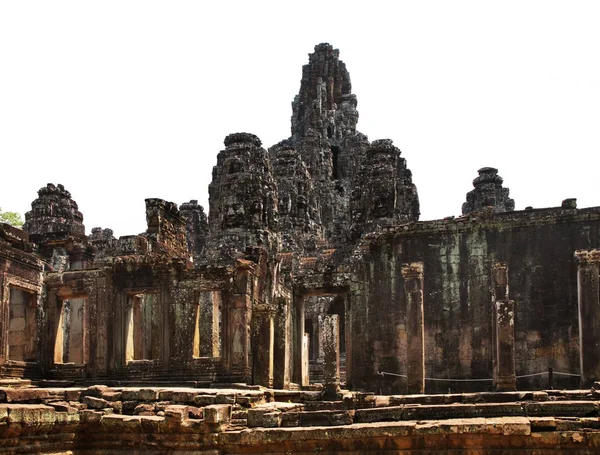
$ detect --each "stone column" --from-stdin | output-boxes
[322,314,340,400]
[273,297,291,389]
[575,250,600,387]
[199,291,221,357]
[401,262,425,394]
[303,333,310,386]
[252,306,274,388]
[292,294,307,386]
[492,262,516,391]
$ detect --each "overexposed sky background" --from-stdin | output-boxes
[1,1,599,237]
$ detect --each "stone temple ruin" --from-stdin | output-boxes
[2,43,600,452]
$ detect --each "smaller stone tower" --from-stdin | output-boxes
[207,133,279,263]
[351,139,420,235]
[462,167,515,215]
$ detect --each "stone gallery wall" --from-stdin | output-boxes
[352,206,600,393]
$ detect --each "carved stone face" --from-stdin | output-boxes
[371,187,394,219]
[222,195,246,228]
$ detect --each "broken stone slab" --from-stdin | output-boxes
[188,406,203,419]
[0,387,51,403]
[100,414,164,433]
[415,417,531,436]
[101,390,122,402]
[54,410,80,424]
[388,394,447,406]
[82,396,111,410]
[215,393,236,404]
[343,392,375,409]
[524,401,600,417]
[120,388,160,401]
[271,390,303,403]
[354,406,405,423]
[247,409,282,428]
[81,385,110,398]
[1,404,56,424]
[194,394,217,406]
[460,391,549,403]
[304,400,344,411]
[134,403,156,416]
[47,401,79,414]
[64,388,85,402]
[236,394,265,407]
[158,388,201,402]
[546,389,594,400]
[0,379,31,388]
[80,409,105,423]
[402,403,525,421]
[171,390,199,404]
[248,407,279,428]
[555,418,585,431]
[297,409,355,427]
[529,416,557,431]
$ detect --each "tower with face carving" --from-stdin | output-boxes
[206,133,279,263]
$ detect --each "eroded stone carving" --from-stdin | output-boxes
[462,167,515,215]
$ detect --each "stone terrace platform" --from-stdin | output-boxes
[3,385,600,453]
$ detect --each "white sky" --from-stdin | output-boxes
[1,1,599,237]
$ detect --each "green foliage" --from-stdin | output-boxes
[0,208,24,228]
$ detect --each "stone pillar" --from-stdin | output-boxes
[401,262,425,394]
[273,297,291,389]
[322,314,340,400]
[302,333,310,386]
[492,262,516,391]
[292,294,307,386]
[252,306,274,388]
[199,291,221,357]
[575,250,600,387]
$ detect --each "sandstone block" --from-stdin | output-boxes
[100,414,143,432]
[0,388,50,403]
[302,410,354,426]
[204,404,231,424]
[355,406,404,423]
[83,396,111,410]
[524,401,599,417]
[4,404,56,424]
[194,394,216,406]
[165,405,189,423]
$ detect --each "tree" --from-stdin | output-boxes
[0,208,24,228]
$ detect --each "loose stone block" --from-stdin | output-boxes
[165,405,189,422]
[204,404,232,425]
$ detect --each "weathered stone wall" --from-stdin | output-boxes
[0,224,45,376]
[352,207,600,393]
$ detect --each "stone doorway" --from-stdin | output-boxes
[304,294,347,386]
[8,288,37,362]
[54,297,85,364]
